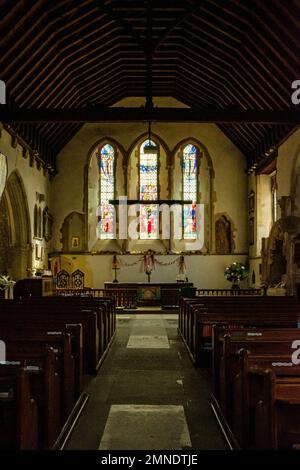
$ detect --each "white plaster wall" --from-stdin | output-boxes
[59,253,248,289]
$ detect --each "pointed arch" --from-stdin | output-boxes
[126,132,170,167]
[171,137,213,171]
[2,170,32,279]
[139,138,159,239]
[98,143,116,239]
[85,137,125,251]
[171,138,214,252]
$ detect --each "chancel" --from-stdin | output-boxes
[0,0,300,454]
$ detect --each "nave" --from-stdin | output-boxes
[65,311,226,450]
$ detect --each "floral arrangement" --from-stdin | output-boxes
[224,262,248,284]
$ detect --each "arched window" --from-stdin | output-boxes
[182,144,198,239]
[98,144,115,239]
[139,139,158,239]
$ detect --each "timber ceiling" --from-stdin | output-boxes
[0,0,299,170]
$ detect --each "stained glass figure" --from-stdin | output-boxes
[140,140,158,239]
[183,144,198,239]
[98,144,115,239]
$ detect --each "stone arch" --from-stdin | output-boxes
[0,170,32,279]
[125,132,169,254]
[126,132,170,167]
[171,137,214,171]
[60,211,85,253]
[171,137,214,253]
[84,137,125,253]
[86,137,126,168]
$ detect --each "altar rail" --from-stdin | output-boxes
[55,287,263,307]
[55,288,137,309]
[196,288,264,296]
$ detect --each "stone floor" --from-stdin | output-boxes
[64,312,227,450]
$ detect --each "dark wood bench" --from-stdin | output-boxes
[0,303,99,373]
[0,330,75,418]
[0,363,38,449]
[178,296,300,366]
[2,346,60,448]
[218,329,300,422]
[11,296,116,357]
[179,296,299,345]
[233,349,300,449]
[0,295,116,449]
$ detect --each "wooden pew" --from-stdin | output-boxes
[0,303,99,374]
[3,347,60,449]
[218,329,300,426]
[0,295,116,449]
[178,296,300,366]
[0,331,75,418]
[7,295,116,359]
[213,326,300,399]
[0,364,38,449]
[233,350,300,449]
[1,321,83,398]
[179,295,299,347]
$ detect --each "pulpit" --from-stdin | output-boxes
[13,276,54,299]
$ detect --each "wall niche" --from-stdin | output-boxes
[215,214,233,254]
[61,212,85,253]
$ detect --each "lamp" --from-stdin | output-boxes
[144,121,157,154]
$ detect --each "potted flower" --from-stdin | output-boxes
[0,274,15,298]
[224,262,248,289]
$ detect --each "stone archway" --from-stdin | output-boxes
[261,216,300,294]
[0,171,32,279]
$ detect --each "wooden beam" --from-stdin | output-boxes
[1,106,300,124]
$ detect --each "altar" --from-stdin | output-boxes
[104,281,194,308]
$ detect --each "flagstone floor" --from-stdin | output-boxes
[64,311,227,450]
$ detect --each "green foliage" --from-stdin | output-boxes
[224,262,248,283]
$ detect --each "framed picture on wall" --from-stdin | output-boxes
[71,236,80,248]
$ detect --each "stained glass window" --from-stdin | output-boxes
[183,144,198,239]
[98,144,115,239]
[140,140,158,239]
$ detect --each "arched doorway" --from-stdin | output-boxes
[0,171,32,279]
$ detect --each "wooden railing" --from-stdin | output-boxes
[196,288,264,296]
[55,287,137,308]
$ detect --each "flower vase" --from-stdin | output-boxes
[231,280,240,289]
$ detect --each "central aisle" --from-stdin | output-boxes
[65,312,227,450]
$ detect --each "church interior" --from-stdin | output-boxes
[0,0,300,453]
